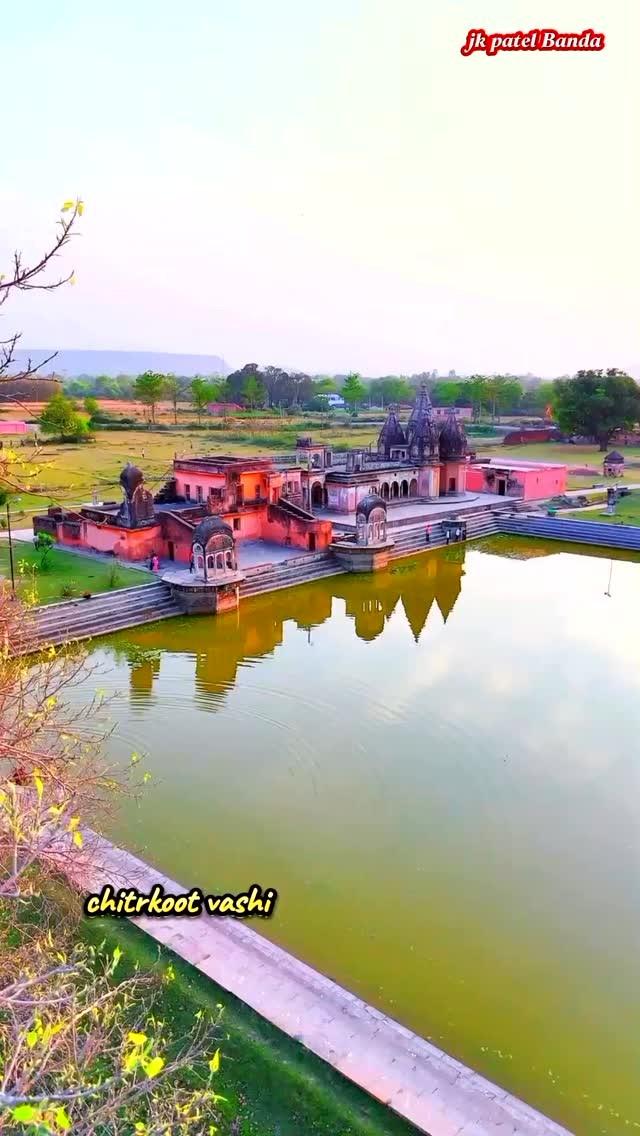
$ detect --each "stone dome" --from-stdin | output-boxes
[356,493,387,519]
[438,412,468,461]
[119,463,144,497]
[192,515,234,547]
[604,451,624,463]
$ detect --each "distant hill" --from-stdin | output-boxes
[8,349,230,378]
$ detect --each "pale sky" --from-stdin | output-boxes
[1,0,638,376]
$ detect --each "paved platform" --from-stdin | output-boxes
[236,540,303,568]
[318,492,504,527]
[76,834,574,1136]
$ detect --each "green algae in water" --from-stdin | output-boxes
[69,540,640,1136]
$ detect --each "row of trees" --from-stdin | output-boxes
[60,369,572,419]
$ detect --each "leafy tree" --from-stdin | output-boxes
[552,369,640,450]
[519,380,555,415]
[40,393,89,440]
[262,365,289,407]
[369,377,413,406]
[133,371,166,424]
[466,375,489,422]
[190,376,218,423]
[341,372,366,412]
[430,380,462,407]
[482,376,522,421]
[313,376,338,395]
[33,531,54,568]
[163,373,184,424]
[83,395,99,417]
[226,363,263,405]
[243,374,266,409]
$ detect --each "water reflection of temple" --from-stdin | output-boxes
[109,547,466,707]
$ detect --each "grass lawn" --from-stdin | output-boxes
[8,431,640,516]
[0,540,153,604]
[82,916,418,1136]
[562,492,640,527]
[10,425,380,510]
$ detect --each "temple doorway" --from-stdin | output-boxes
[391,482,399,499]
[400,480,409,497]
[167,541,175,561]
[308,533,316,552]
[409,478,418,497]
[498,479,506,495]
[311,482,324,508]
[449,477,456,492]
[380,482,390,500]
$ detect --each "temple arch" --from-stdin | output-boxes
[391,481,400,499]
[409,478,418,497]
[400,479,409,497]
[311,481,324,508]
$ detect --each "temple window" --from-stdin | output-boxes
[196,485,203,503]
[226,551,234,569]
[233,518,241,531]
[185,483,191,500]
[216,553,224,572]
[207,554,215,570]
[197,555,204,569]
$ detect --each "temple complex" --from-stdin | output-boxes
[32,383,567,570]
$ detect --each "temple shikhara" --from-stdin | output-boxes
[33,384,567,571]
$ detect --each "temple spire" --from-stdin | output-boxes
[377,404,406,458]
[406,382,438,463]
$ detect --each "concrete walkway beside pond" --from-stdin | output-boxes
[79,834,574,1136]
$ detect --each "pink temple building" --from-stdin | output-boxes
[32,384,568,566]
[466,458,567,499]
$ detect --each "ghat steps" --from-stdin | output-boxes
[25,581,180,651]
[240,552,343,597]
[22,500,632,652]
[500,513,640,550]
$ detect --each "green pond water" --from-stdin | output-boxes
[74,536,640,1135]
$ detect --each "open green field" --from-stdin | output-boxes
[9,424,382,514]
[0,540,153,604]
[6,428,640,518]
[563,491,640,527]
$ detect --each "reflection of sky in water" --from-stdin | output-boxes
[73,539,640,1136]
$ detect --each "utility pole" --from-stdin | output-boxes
[6,504,15,595]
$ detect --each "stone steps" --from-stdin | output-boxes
[241,555,343,597]
[500,515,640,550]
[27,582,181,650]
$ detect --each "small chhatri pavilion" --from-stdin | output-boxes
[603,450,625,477]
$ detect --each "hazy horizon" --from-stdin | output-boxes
[1,1,638,377]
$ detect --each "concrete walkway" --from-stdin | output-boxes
[79,834,574,1136]
[317,492,503,527]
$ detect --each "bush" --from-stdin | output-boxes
[59,580,77,598]
[107,564,122,589]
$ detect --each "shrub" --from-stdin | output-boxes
[107,564,122,589]
[33,531,54,569]
[59,580,77,598]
